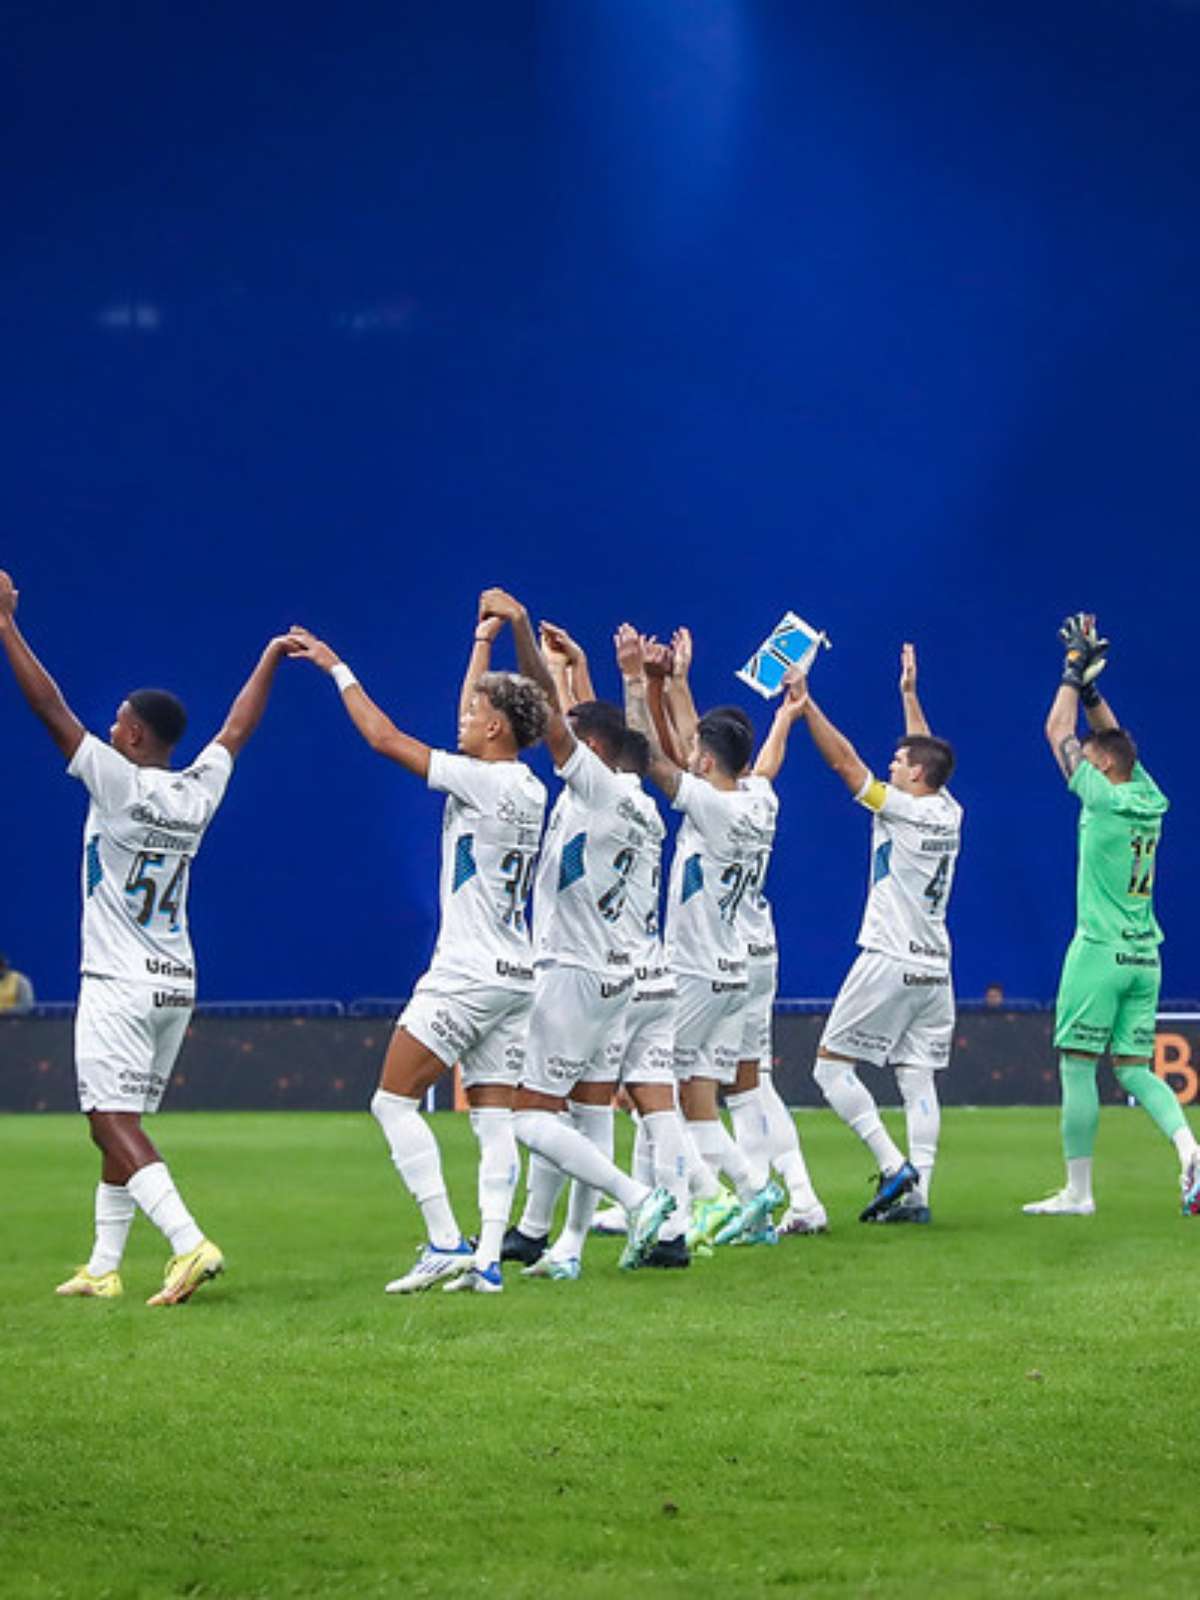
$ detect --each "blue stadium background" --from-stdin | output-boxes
[4,0,1197,1007]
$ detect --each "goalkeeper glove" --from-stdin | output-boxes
[1058,612,1109,704]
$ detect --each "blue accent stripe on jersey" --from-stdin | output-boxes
[558,832,587,891]
[85,835,103,897]
[681,853,704,902]
[452,834,477,892]
[872,839,892,884]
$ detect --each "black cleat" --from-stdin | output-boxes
[859,1161,919,1222]
[872,1196,932,1225]
[500,1226,548,1265]
[641,1234,691,1269]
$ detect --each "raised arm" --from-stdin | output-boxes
[663,626,699,755]
[899,642,930,737]
[1045,685,1083,780]
[541,621,596,707]
[752,670,809,779]
[796,683,870,795]
[460,614,504,723]
[286,625,432,777]
[0,571,86,760]
[616,624,683,799]
[1048,613,1114,779]
[213,636,296,758]
[479,588,574,767]
[643,637,689,767]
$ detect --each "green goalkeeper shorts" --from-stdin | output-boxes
[1054,934,1161,1059]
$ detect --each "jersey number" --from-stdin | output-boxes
[923,856,950,914]
[124,852,188,928]
[597,847,635,925]
[1129,834,1157,898]
[499,849,536,929]
[718,862,752,926]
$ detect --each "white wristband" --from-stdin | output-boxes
[331,663,358,693]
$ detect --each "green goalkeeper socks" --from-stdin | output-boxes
[1060,1056,1100,1160]
[1114,1064,1187,1141]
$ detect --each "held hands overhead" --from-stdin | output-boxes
[1059,613,1109,702]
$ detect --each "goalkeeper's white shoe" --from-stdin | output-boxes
[1181,1152,1200,1216]
[1022,1190,1095,1216]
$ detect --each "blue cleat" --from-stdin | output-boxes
[859,1161,920,1223]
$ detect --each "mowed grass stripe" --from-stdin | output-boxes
[2,1108,1196,1599]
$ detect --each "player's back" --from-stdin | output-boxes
[666,774,774,981]
[1071,759,1168,947]
[855,783,962,970]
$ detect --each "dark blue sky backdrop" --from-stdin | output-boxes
[3,1,1197,1002]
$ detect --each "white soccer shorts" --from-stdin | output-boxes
[399,971,532,1088]
[673,972,749,1087]
[521,963,633,1098]
[608,981,678,1088]
[75,975,193,1114]
[819,948,955,1072]
[738,956,778,1067]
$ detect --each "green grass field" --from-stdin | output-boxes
[2,1107,1197,1600]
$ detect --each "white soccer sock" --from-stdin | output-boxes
[687,1118,755,1202]
[554,1103,614,1258]
[86,1181,136,1276]
[517,1152,567,1237]
[813,1058,906,1174]
[125,1162,204,1256]
[513,1109,646,1213]
[631,1112,653,1190]
[758,1072,820,1210]
[1066,1156,1094,1203]
[641,1109,691,1240]
[724,1087,772,1191]
[469,1107,518,1268]
[370,1089,460,1251]
[896,1066,940,1204]
[681,1119,721,1200]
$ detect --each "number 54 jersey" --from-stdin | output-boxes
[69,732,234,993]
[854,778,963,970]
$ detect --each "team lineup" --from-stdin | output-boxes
[0,569,1195,1305]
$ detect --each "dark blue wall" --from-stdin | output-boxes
[3,1,1197,1004]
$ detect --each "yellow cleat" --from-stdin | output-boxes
[146,1239,225,1307]
[56,1267,123,1299]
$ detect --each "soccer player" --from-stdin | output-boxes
[795,643,960,1224]
[617,624,782,1244]
[1023,613,1197,1216]
[476,590,677,1276]
[0,568,291,1304]
[285,610,550,1294]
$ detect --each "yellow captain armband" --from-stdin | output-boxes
[854,774,888,813]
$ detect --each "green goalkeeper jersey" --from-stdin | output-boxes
[1069,758,1168,947]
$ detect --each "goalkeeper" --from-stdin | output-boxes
[1024,614,1200,1217]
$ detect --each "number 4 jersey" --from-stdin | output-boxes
[70,732,234,992]
[853,776,963,970]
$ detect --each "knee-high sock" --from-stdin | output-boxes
[895,1066,940,1204]
[687,1117,755,1201]
[370,1089,459,1250]
[1058,1055,1098,1201]
[641,1109,691,1240]
[125,1162,204,1256]
[724,1087,772,1192]
[469,1107,518,1268]
[631,1112,653,1190]
[517,1151,567,1238]
[813,1058,905,1173]
[1114,1064,1196,1166]
[758,1072,820,1210]
[681,1117,721,1200]
[513,1109,647,1212]
[554,1102,614,1258]
[86,1181,136,1276]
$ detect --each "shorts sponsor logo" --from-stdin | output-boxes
[717,957,746,975]
[711,980,748,995]
[1116,953,1159,968]
[495,959,533,981]
[748,942,777,960]
[600,975,635,999]
[903,971,949,987]
[146,957,194,981]
[429,1007,474,1055]
[153,991,192,1009]
[543,1053,586,1081]
[840,1028,893,1054]
[908,939,948,962]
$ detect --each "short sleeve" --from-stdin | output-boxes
[68,733,137,812]
[855,775,931,823]
[672,771,725,829]
[176,742,234,808]
[428,749,503,811]
[558,740,622,807]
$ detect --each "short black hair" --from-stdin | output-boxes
[127,688,188,749]
[476,672,550,750]
[617,727,650,778]
[897,734,955,790]
[1082,726,1137,777]
[568,699,626,762]
[697,708,754,777]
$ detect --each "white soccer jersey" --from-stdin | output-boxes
[666,773,774,982]
[69,733,233,990]
[853,776,962,970]
[737,774,779,958]
[532,741,665,976]
[426,750,547,987]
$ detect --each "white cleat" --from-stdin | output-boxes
[443,1262,504,1293]
[778,1202,829,1237]
[1181,1152,1200,1216]
[385,1240,475,1293]
[521,1254,582,1281]
[1022,1190,1095,1216]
